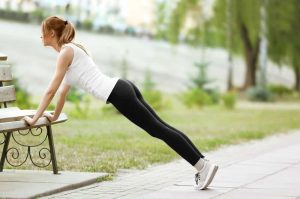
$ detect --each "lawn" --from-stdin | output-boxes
[2,96,300,177]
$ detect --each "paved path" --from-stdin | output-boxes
[41,130,300,199]
[0,171,107,199]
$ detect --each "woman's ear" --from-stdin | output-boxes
[50,30,55,37]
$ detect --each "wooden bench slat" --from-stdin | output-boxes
[0,108,50,122]
[0,85,16,103]
[0,107,21,121]
[0,65,13,81]
[0,113,68,133]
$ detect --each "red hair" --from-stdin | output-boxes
[42,16,75,46]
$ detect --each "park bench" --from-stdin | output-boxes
[0,53,67,174]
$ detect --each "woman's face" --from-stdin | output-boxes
[41,26,55,46]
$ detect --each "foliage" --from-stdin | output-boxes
[30,8,45,23]
[205,88,221,104]
[66,88,91,119]
[268,84,293,97]
[142,90,165,110]
[156,0,201,44]
[182,88,212,108]
[7,78,32,109]
[246,86,273,102]
[82,19,93,30]
[222,91,236,109]
[184,61,220,106]
[0,9,31,22]
[213,0,261,53]
[141,69,166,110]
[101,104,119,115]
[190,62,212,89]
[267,0,300,90]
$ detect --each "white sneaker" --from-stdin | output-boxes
[194,159,218,190]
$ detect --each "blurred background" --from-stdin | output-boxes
[1,0,300,173]
[0,0,297,97]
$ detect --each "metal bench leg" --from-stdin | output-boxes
[0,132,12,172]
[46,126,58,174]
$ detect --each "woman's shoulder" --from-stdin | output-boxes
[59,44,74,65]
[62,42,76,49]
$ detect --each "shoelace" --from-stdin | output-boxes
[195,173,200,185]
[195,159,209,185]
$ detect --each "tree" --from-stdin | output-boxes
[267,0,300,91]
[164,0,201,44]
[159,0,262,89]
[213,0,261,89]
[226,0,234,91]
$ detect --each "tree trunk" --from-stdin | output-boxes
[239,22,260,90]
[294,66,300,91]
[226,0,234,91]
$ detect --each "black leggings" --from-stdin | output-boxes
[107,79,204,166]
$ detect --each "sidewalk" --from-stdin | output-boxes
[42,130,300,199]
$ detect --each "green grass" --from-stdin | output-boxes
[2,96,300,175]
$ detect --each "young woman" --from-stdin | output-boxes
[23,16,218,190]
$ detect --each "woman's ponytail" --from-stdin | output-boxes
[42,16,75,46]
[58,20,75,46]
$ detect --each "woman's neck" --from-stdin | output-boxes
[52,43,61,52]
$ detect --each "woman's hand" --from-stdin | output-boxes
[43,112,56,122]
[22,116,36,126]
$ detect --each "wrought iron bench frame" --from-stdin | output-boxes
[0,54,67,174]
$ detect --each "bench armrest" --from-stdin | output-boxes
[0,113,68,133]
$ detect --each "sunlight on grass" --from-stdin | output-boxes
[2,97,300,177]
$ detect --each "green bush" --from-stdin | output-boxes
[101,104,120,115]
[142,90,164,110]
[185,62,220,106]
[82,19,93,30]
[190,62,212,89]
[268,84,293,96]
[141,69,166,111]
[182,88,212,108]
[246,86,274,102]
[222,91,236,109]
[68,95,91,119]
[31,9,45,23]
[7,78,33,109]
[66,88,91,119]
[205,88,221,104]
[66,87,84,103]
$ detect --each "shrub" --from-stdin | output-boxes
[186,62,220,106]
[7,78,33,109]
[31,8,45,23]
[82,19,93,30]
[101,104,119,115]
[246,86,273,102]
[66,88,91,118]
[142,90,164,110]
[182,88,212,108]
[268,84,293,96]
[190,62,212,89]
[141,69,166,110]
[222,91,236,109]
[205,88,221,104]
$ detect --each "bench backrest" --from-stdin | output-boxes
[0,55,16,108]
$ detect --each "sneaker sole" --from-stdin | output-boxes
[197,164,218,190]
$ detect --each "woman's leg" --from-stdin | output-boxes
[126,80,204,158]
[107,79,203,166]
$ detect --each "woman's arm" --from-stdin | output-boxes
[23,47,73,126]
[44,84,70,122]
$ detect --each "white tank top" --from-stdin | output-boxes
[62,43,119,103]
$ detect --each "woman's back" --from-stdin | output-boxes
[62,42,119,103]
